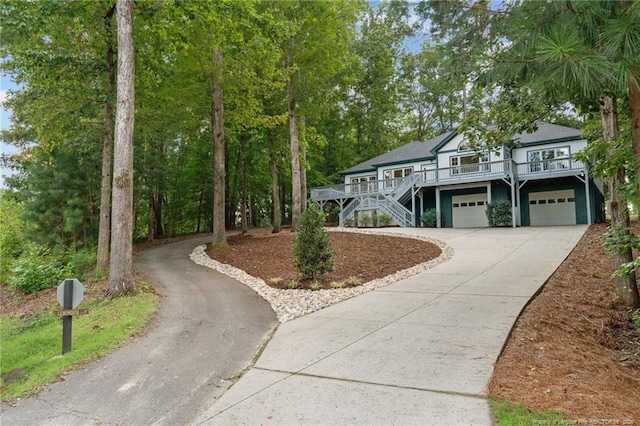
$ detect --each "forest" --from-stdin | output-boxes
[0,0,638,305]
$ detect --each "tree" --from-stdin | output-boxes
[106,0,136,296]
[97,3,117,275]
[466,0,640,307]
[293,203,334,279]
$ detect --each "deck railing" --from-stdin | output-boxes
[516,158,584,178]
[311,158,586,202]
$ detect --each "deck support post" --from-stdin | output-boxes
[435,187,441,228]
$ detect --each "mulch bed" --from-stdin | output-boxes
[490,222,640,421]
[206,229,442,290]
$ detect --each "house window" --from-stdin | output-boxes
[450,153,489,174]
[384,167,413,188]
[527,146,570,172]
[458,139,471,152]
[350,176,376,193]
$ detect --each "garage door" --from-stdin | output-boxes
[529,189,576,226]
[452,194,488,228]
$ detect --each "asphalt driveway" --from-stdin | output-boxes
[194,226,587,426]
[0,236,277,425]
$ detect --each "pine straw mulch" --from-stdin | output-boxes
[490,222,640,422]
[206,229,442,290]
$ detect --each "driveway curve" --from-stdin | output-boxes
[0,236,277,426]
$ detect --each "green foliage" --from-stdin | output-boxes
[343,217,355,227]
[66,248,97,280]
[632,310,640,336]
[420,209,440,227]
[0,289,157,400]
[330,281,345,289]
[10,245,71,293]
[269,277,283,285]
[0,191,27,283]
[359,213,372,227]
[293,204,334,280]
[378,213,393,227]
[486,200,513,227]
[286,280,300,290]
[345,276,362,287]
[603,226,640,278]
[9,245,97,294]
[490,398,565,425]
[310,282,321,291]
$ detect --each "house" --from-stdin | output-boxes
[310,123,605,228]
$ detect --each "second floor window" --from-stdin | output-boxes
[527,147,570,172]
[450,153,489,174]
[384,167,413,188]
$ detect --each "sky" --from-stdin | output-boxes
[0,77,18,189]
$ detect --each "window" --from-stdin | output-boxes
[350,176,376,193]
[450,153,489,174]
[384,167,413,188]
[527,146,570,172]
[458,139,471,152]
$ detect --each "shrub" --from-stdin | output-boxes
[345,276,362,287]
[360,213,371,227]
[11,245,71,293]
[293,204,335,280]
[310,282,321,291]
[67,248,97,279]
[486,200,512,227]
[343,217,355,227]
[286,280,300,289]
[0,193,27,283]
[378,213,393,227]
[420,209,439,227]
[330,281,345,289]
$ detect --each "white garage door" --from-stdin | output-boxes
[452,194,488,228]
[529,189,576,226]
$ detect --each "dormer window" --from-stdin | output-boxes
[458,139,471,152]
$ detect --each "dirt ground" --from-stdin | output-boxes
[206,229,442,289]
[490,223,640,422]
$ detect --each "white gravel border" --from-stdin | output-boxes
[190,227,454,323]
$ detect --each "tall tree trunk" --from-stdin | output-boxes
[267,129,281,233]
[602,95,640,308]
[240,132,248,234]
[147,189,155,242]
[289,93,301,231]
[96,4,116,276]
[196,188,204,233]
[300,115,307,213]
[210,47,227,247]
[284,43,302,231]
[629,79,640,220]
[106,0,137,297]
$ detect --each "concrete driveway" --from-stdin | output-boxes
[194,226,587,426]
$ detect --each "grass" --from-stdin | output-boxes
[491,398,565,425]
[0,286,157,400]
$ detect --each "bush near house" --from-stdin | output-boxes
[378,213,393,227]
[293,204,335,280]
[420,209,440,227]
[486,200,512,227]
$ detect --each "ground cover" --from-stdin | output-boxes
[206,229,442,290]
[3,225,638,422]
[0,281,157,401]
[491,223,640,423]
